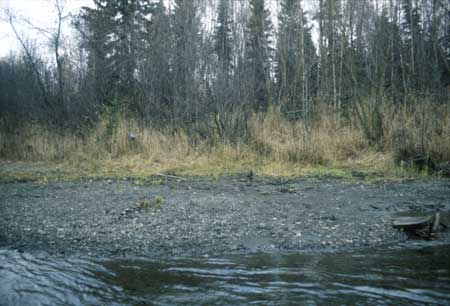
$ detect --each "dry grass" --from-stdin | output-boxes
[1,99,449,180]
[251,105,368,165]
[382,101,450,166]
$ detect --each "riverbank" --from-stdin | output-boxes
[2,104,450,182]
[1,174,449,257]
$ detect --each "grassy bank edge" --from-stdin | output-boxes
[0,157,434,185]
[2,102,448,183]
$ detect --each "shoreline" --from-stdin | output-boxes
[1,176,449,258]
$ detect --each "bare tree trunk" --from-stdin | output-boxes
[398,1,408,98]
[408,0,415,86]
[318,0,324,97]
[299,1,306,115]
[390,0,396,100]
[329,0,337,109]
[8,14,52,113]
[55,0,65,117]
[338,16,344,112]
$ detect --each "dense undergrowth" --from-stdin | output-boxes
[1,99,449,179]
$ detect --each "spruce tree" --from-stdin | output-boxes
[214,0,233,84]
[245,0,273,111]
[79,0,155,110]
[276,0,317,114]
[172,0,200,105]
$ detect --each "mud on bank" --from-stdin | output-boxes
[0,176,449,257]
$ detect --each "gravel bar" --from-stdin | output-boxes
[1,175,449,257]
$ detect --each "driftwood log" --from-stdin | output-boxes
[392,212,447,239]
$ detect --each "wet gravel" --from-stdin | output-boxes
[0,175,449,257]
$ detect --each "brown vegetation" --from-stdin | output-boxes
[1,99,448,179]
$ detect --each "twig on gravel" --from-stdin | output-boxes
[155,173,185,181]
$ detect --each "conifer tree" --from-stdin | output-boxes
[276,0,317,115]
[214,0,233,84]
[245,0,273,111]
[172,0,201,106]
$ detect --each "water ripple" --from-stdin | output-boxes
[0,244,449,306]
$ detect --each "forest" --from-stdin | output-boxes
[0,0,449,178]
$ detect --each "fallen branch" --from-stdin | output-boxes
[155,173,185,181]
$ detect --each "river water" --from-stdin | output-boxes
[1,243,449,306]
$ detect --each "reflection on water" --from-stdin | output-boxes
[1,244,449,306]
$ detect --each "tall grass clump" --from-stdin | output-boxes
[382,99,450,171]
[250,105,367,165]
